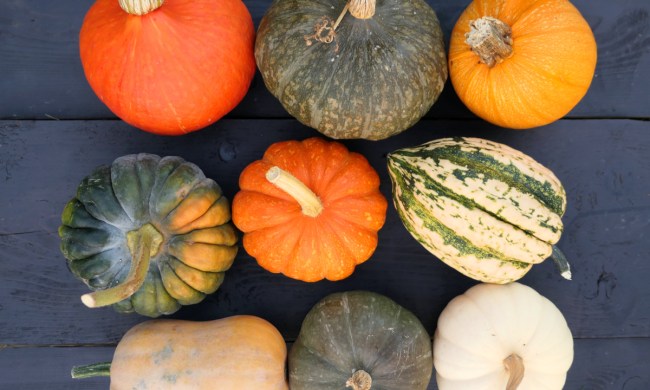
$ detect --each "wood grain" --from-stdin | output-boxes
[1,338,648,389]
[0,0,648,120]
[1,118,648,346]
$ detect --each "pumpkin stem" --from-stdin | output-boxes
[349,0,375,19]
[71,362,112,379]
[118,0,164,15]
[465,16,514,68]
[304,0,375,47]
[551,245,572,280]
[80,223,163,308]
[503,354,525,390]
[346,369,372,390]
[266,166,323,218]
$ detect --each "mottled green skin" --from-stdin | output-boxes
[289,291,432,390]
[255,0,447,140]
[394,138,566,216]
[386,137,567,281]
[59,154,237,317]
[387,161,531,270]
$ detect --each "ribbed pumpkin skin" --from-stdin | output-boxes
[289,291,433,389]
[449,0,597,129]
[59,154,237,317]
[255,0,447,140]
[387,137,566,283]
[232,138,387,282]
[110,316,288,389]
[434,283,574,389]
[80,0,256,135]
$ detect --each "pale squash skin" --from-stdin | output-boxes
[387,137,568,284]
[255,0,447,140]
[434,283,574,390]
[110,316,289,390]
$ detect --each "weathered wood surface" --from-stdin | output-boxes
[1,338,649,389]
[1,119,648,347]
[0,0,649,120]
[2,0,650,387]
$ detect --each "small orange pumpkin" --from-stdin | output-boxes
[232,138,388,282]
[448,0,597,129]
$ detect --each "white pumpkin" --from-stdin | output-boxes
[433,283,573,390]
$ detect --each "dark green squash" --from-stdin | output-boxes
[289,291,433,389]
[255,0,447,140]
[59,154,238,317]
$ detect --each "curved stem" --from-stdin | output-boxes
[304,0,375,46]
[81,223,163,308]
[346,369,372,390]
[551,245,572,280]
[266,166,323,218]
[71,362,112,379]
[118,0,164,15]
[465,16,513,67]
[503,354,524,390]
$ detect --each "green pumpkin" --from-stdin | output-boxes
[59,154,238,317]
[255,0,447,140]
[289,291,433,390]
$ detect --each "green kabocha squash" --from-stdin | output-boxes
[289,291,433,390]
[387,137,572,284]
[255,0,447,140]
[59,154,238,317]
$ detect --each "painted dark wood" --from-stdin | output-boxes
[2,0,650,386]
[2,338,649,389]
[1,118,648,347]
[0,0,649,120]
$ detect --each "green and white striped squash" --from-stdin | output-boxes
[387,137,571,284]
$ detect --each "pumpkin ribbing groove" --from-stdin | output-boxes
[389,157,551,255]
[160,261,205,303]
[388,161,533,273]
[342,294,359,364]
[81,223,160,308]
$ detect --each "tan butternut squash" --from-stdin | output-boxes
[71,315,289,390]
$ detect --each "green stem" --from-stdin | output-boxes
[71,362,112,379]
[81,223,163,308]
[551,245,572,280]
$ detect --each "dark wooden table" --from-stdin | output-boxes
[1,0,649,388]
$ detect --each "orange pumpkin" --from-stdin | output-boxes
[79,0,256,135]
[232,138,388,282]
[448,0,597,129]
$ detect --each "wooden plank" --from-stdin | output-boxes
[1,0,649,120]
[0,118,648,345]
[1,338,649,389]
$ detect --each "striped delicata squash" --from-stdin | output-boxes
[387,137,571,284]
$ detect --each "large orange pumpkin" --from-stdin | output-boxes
[232,138,388,282]
[79,0,256,135]
[448,0,597,129]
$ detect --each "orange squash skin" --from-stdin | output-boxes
[79,0,256,135]
[232,138,388,282]
[110,316,288,389]
[449,0,597,129]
